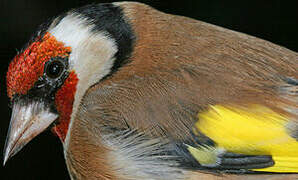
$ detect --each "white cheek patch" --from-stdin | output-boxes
[49,14,118,148]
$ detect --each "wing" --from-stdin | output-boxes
[68,3,298,178]
[186,104,298,173]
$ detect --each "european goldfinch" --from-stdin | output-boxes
[4,2,298,179]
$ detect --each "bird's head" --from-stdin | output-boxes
[4,3,135,164]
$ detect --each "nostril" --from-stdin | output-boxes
[36,82,45,89]
[34,77,46,89]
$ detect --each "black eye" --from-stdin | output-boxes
[45,60,65,79]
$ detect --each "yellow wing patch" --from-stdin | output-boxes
[186,145,220,166]
[194,105,298,172]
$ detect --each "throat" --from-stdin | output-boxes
[52,71,78,142]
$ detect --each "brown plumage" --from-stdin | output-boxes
[65,2,297,179]
[4,2,298,179]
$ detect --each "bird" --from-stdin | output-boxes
[3,1,298,180]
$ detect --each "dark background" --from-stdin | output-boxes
[0,0,297,179]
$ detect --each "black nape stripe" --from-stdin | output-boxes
[74,3,136,76]
[21,3,135,79]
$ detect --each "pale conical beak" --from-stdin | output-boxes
[3,101,58,165]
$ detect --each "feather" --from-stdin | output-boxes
[193,105,298,172]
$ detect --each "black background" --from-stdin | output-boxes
[0,0,297,179]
